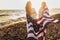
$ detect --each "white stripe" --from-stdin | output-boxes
[43,19,50,27]
[53,19,59,23]
[37,17,46,24]
[27,22,33,32]
[37,32,44,38]
[27,22,33,27]
[43,18,59,26]
[39,26,44,31]
[44,29,46,33]
[37,32,45,40]
[27,27,34,32]
[44,10,48,13]
[43,36,45,40]
[43,18,53,27]
[35,32,39,35]
[37,18,46,31]
[45,18,54,21]
[43,13,50,17]
[27,33,37,39]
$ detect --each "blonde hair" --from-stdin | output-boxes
[25,1,32,15]
[39,2,47,18]
[41,1,46,8]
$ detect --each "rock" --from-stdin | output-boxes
[0,22,27,40]
[46,14,60,40]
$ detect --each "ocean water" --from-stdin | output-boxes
[0,9,60,26]
[0,10,26,23]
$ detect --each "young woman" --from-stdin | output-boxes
[26,1,60,40]
[25,1,37,40]
[36,2,60,40]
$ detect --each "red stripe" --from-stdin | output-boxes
[43,31,46,36]
[53,20,60,23]
[28,25,33,28]
[27,37,37,40]
[43,15,50,19]
[36,17,46,23]
[35,17,46,33]
[28,30,34,33]
[36,27,46,36]
[34,18,46,34]
[36,19,52,36]
[36,23,47,36]
[44,7,48,10]
[39,19,46,28]
[38,36,43,40]
[44,11,49,15]
[44,7,49,15]
[35,18,42,22]
[56,20,60,23]
[44,22,51,28]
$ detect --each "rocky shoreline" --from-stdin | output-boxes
[0,22,27,40]
[46,14,60,40]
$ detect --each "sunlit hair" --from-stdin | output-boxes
[41,1,46,8]
[39,1,49,18]
[26,1,32,8]
[25,1,32,14]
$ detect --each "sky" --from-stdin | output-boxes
[0,0,60,9]
[0,0,60,14]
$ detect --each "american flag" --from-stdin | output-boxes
[26,1,60,40]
